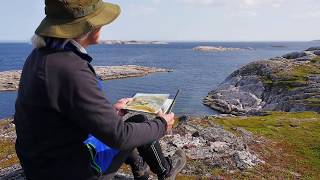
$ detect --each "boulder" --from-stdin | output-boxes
[305,46,320,51]
[282,52,307,59]
[314,50,320,56]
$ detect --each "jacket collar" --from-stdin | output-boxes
[69,40,88,54]
[43,37,93,63]
[65,41,93,63]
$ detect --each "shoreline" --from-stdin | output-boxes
[0,65,173,92]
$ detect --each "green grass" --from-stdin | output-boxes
[310,57,320,63]
[211,111,320,179]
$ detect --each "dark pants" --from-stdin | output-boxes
[99,114,170,179]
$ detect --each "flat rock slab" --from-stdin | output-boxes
[0,65,172,92]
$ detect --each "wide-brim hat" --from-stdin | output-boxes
[35,0,120,39]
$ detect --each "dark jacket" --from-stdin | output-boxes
[14,42,167,180]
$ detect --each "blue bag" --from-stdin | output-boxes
[84,135,119,174]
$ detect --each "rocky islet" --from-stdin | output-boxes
[0,65,172,92]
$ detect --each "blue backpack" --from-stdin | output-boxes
[84,135,119,174]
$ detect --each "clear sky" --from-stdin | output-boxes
[0,0,319,41]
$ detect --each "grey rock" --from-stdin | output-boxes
[234,151,264,170]
[305,46,320,51]
[160,120,264,173]
[314,50,320,56]
[0,164,23,179]
[232,127,254,142]
[282,52,307,59]
[210,141,229,152]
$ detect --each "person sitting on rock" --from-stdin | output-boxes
[14,0,186,179]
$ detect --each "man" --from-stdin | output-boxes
[14,0,186,179]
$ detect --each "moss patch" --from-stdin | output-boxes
[211,111,320,179]
[311,56,320,63]
[0,119,19,170]
[262,57,320,90]
[0,140,18,169]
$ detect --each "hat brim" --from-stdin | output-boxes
[35,2,120,38]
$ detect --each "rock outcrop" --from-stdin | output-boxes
[160,117,264,175]
[0,65,172,92]
[203,47,320,115]
[0,115,264,179]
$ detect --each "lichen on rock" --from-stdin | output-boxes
[159,118,264,175]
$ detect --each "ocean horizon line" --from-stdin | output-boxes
[0,39,318,44]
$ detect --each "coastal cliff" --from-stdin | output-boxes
[204,47,320,115]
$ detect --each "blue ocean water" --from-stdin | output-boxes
[0,41,319,119]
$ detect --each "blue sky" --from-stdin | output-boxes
[0,0,319,41]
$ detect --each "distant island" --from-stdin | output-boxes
[270,45,287,48]
[193,46,253,52]
[99,40,168,45]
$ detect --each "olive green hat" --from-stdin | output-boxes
[35,0,120,38]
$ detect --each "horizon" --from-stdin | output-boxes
[0,39,319,43]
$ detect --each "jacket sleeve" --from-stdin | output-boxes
[46,54,167,150]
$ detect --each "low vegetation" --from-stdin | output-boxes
[212,111,320,179]
[0,119,18,170]
[263,57,320,90]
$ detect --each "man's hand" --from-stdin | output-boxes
[157,111,175,133]
[113,98,133,116]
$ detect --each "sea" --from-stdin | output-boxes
[1,41,319,119]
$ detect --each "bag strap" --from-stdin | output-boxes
[85,143,102,175]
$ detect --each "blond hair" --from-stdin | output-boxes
[31,34,47,49]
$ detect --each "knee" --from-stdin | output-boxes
[126,114,148,123]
